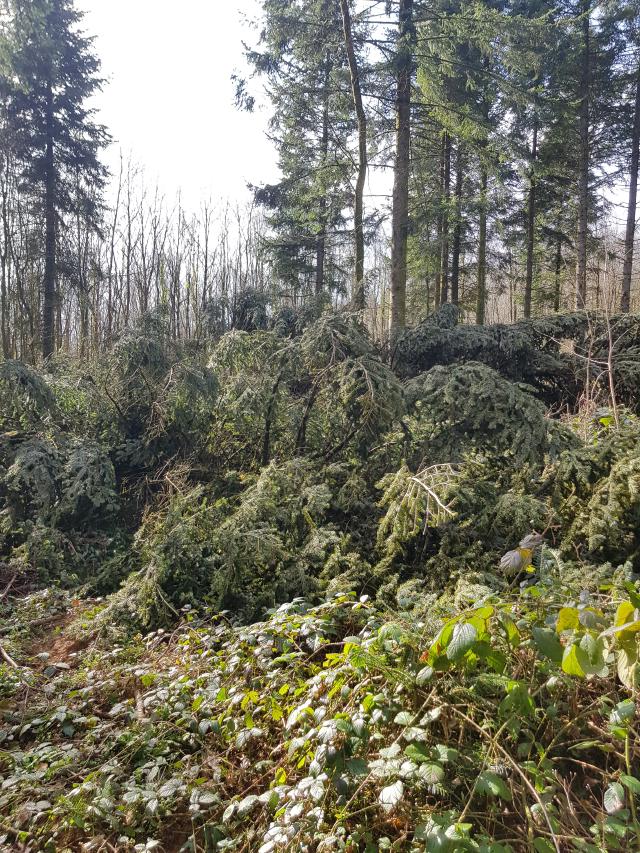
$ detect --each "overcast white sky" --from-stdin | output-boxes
[76,0,280,208]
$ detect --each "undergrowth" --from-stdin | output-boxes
[2,562,640,852]
[3,306,640,850]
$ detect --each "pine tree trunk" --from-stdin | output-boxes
[554,235,563,312]
[575,0,590,310]
[316,52,331,297]
[434,137,444,310]
[0,168,9,358]
[440,132,451,304]
[621,64,640,313]
[339,0,367,311]
[450,142,463,305]
[0,254,8,358]
[77,202,89,357]
[476,166,487,325]
[524,113,538,319]
[42,83,56,360]
[390,0,414,343]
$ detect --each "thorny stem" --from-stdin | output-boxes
[446,705,562,853]
[625,730,640,845]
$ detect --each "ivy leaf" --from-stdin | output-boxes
[394,711,413,726]
[193,790,217,807]
[446,623,477,661]
[475,770,512,802]
[556,607,579,633]
[499,612,521,647]
[604,782,625,815]
[379,780,404,812]
[416,666,434,686]
[158,778,182,799]
[309,780,325,802]
[403,726,428,742]
[561,643,588,677]
[404,743,430,763]
[237,794,259,816]
[417,761,445,785]
[532,628,563,663]
[434,743,459,763]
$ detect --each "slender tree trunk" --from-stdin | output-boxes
[339,0,367,311]
[575,0,590,309]
[621,63,640,312]
[0,161,9,358]
[524,111,538,319]
[508,248,515,322]
[476,165,487,325]
[554,235,563,312]
[440,132,451,305]
[0,253,7,358]
[390,0,414,343]
[106,154,122,348]
[76,196,89,357]
[450,142,463,305]
[434,138,444,310]
[42,83,56,360]
[125,167,132,324]
[316,51,331,297]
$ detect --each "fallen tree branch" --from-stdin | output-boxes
[0,641,19,668]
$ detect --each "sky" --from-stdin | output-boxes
[76,0,280,208]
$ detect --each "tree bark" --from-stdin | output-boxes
[315,51,332,297]
[575,0,590,310]
[0,160,9,358]
[450,142,463,305]
[439,131,451,305]
[390,0,414,343]
[434,137,444,310]
[339,0,367,311]
[554,235,563,312]
[42,82,56,360]
[621,62,640,312]
[476,165,487,325]
[524,110,538,319]
[76,189,89,357]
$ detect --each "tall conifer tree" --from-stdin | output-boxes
[0,0,109,358]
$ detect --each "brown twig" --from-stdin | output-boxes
[0,641,19,668]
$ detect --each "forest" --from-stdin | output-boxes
[3,0,640,851]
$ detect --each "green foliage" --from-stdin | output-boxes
[98,458,368,630]
[2,306,640,639]
[209,312,403,469]
[404,361,549,469]
[544,418,640,570]
[0,360,54,429]
[4,437,62,522]
[395,307,640,413]
[3,575,640,851]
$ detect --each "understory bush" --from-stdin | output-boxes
[3,308,640,850]
[1,307,640,621]
[3,571,640,851]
